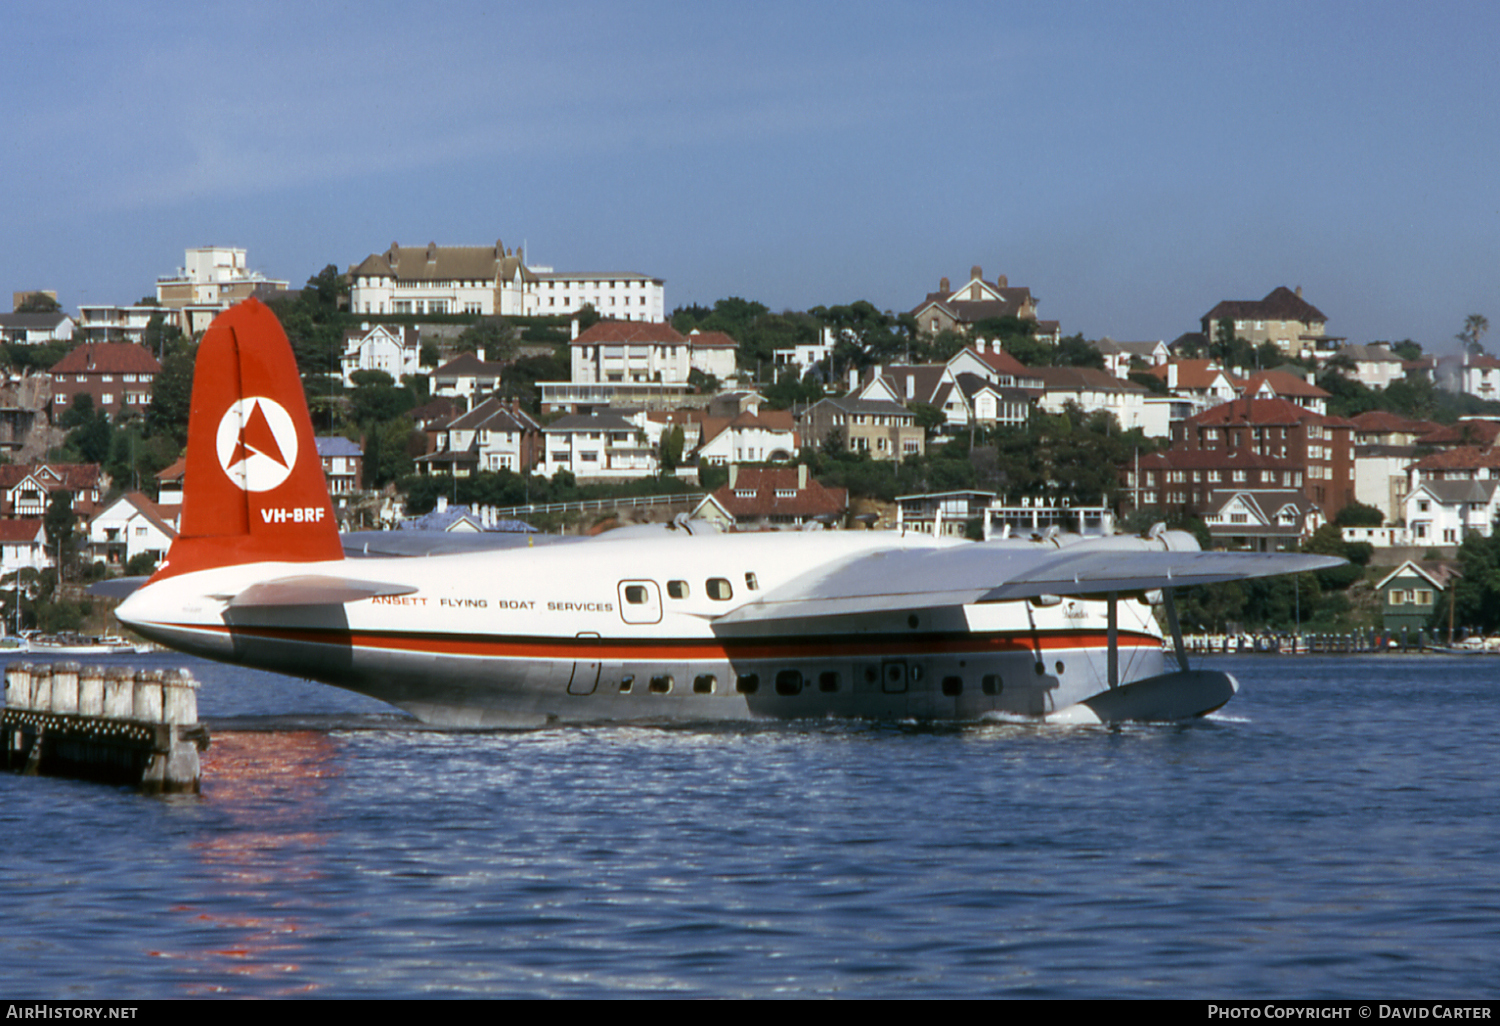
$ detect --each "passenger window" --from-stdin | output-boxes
[745,572,759,591]
[667,580,689,599]
[707,578,733,601]
[693,674,715,694]
[736,673,759,694]
[775,670,803,696]
[982,674,1003,696]
[624,585,649,604]
[650,675,673,694]
[942,676,962,697]
[620,674,635,693]
[819,672,840,693]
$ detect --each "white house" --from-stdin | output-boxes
[1403,479,1500,546]
[340,323,422,386]
[694,409,799,466]
[430,353,507,407]
[0,520,49,577]
[1031,366,1153,433]
[347,240,664,322]
[0,312,75,346]
[1336,343,1406,390]
[538,412,657,480]
[87,493,177,570]
[569,320,738,388]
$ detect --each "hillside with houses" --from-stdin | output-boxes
[7,248,1500,637]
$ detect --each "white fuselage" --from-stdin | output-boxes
[116,530,1165,727]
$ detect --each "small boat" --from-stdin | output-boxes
[25,634,137,656]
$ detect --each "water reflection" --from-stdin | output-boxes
[157,731,344,995]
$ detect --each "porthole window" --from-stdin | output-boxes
[667,580,689,599]
[649,675,673,694]
[707,578,733,601]
[942,676,963,697]
[1054,660,1065,675]
[982,674,1003,696]
[624,585,649,604]
[693,674,715,694]
[620,674,635,693]
[736,673,759,694]
[775,670,803,696]
[1034,662,1045,676]
[819,672,840,693]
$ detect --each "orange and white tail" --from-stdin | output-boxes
[152,298,343,580]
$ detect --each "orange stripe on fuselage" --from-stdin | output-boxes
[157,622,1161,661]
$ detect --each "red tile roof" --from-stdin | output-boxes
[711,468,847,520]
[1416,421,1500,447]
[50,343,161,375]
[1187,397,1350,428]
[0,519,45,543]
[571,320,685,346]
[1409,446,1500,471]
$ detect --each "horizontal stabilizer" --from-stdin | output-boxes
[715,538,1344,627]
[89,576,150,600]
[226,575,419,608]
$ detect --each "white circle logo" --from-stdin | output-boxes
[216,397,299,492]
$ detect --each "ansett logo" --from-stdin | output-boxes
[216,397,298,492]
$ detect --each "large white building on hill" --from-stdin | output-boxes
[348,241,664,322]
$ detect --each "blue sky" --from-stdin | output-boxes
[5,0,1497,352]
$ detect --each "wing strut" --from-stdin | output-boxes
[1162,588,1189,673]
[1107,592,1118,688]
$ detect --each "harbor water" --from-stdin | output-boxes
[2,652,1497,998]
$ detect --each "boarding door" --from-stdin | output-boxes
[568,633,601,695]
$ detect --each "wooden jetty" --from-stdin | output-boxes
[3,663,208,793]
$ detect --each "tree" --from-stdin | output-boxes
[1458,314,1489,356]
[1055,334,1104,370]
[16,292,61,313]
[454,317,518,363]
[660,424,685,471]
[147,345,198,445]
[44,491,79,584]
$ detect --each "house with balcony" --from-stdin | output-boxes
[1168,397,1356,520]
[415,397,542,477]
[538,411,656,480]
[0,463,103,520]
[1403,478,1500,547]
[798,396,925,460]
[87,492,177,570]
[347,240,665,322]
[315,436,365,496]
[1200,286,1331,358]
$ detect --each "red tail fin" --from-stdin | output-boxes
[153,298,342,580]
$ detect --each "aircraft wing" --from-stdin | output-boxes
[714,540,1344,629]
[223,575,419,607]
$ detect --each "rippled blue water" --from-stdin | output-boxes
[3,652,1497,998]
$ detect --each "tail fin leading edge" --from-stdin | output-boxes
[153,298,342,580]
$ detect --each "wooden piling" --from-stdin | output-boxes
[3,662,208,793]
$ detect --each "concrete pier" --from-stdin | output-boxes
[3,663,208,794]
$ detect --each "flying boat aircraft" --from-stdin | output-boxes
[114,300,1341,726]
